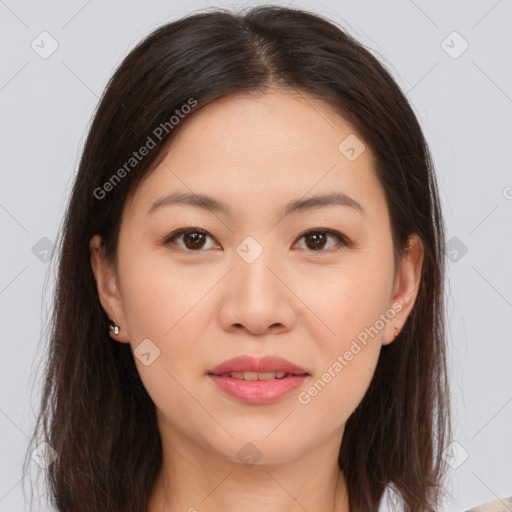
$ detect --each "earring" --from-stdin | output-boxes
[109,323,120,335]
[109,286,120,336]
[393,327,400,338]
[109,316,120,336]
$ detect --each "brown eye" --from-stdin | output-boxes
[304,232,327,250]
[165,228,219,252]
[183,231,206,249]
[164,228,349,254]
[295,229,348,252]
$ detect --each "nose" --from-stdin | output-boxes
[217,245,297,336]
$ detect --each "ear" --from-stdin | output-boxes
[89,234,130,343]
[382,233,424,345]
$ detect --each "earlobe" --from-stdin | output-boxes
[89,234,130,343]
[383,233,424,345]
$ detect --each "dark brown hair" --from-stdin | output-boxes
[24,5,450,511]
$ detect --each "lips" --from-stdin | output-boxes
[214,371,291,380]
[207,356,310,404]
[207,355,309,377]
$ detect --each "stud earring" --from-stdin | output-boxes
[109,323,120,336]
[109,316,120,336]
[393,327,400,338]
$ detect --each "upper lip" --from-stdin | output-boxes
[208,355,309,376]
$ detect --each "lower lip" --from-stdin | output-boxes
[208,374,308,404]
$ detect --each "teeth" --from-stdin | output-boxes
[258,372,277,381]
[219,371,292,380]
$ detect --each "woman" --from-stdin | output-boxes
[24,5,457,512]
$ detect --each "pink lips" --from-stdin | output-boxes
[207,355,309,405]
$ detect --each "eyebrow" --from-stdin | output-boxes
[147,191,365,217]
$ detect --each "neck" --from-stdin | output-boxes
[147,420,350,512]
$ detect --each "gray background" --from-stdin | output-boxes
[1,0,511,510]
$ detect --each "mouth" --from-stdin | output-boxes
[207,355,310,404]
[208,371,308,380]
[207,354,309,377]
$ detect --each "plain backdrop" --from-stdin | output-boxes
[1,0,511,510]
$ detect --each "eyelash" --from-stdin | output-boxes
[163,228,350,254]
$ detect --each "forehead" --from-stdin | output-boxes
[172,89,357,158]
[124,89,388,224]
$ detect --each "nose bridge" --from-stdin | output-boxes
[233,234,281,301]
[218,234,295,334]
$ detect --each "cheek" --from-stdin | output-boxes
[296,323,382,440]
[302,256,394,344]
[293,354,378,459]
[118,249,217,399]
[296,255,392,417]
[119,248,217,341]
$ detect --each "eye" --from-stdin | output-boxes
[293,229,349,253]
[164,228,220,252]
[164,228,350,253]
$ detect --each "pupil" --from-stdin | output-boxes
[307,232,325,250]
[185,232,205,249]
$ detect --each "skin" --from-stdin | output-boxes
[90,89,424,512]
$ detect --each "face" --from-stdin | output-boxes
[90,89,423,466]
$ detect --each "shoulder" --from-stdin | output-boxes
[465,496,512,511]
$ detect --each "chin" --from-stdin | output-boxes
[200,428,315,467]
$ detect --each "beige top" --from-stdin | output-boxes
[465,497,512,512]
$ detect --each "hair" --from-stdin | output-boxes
[24,5,451,512]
